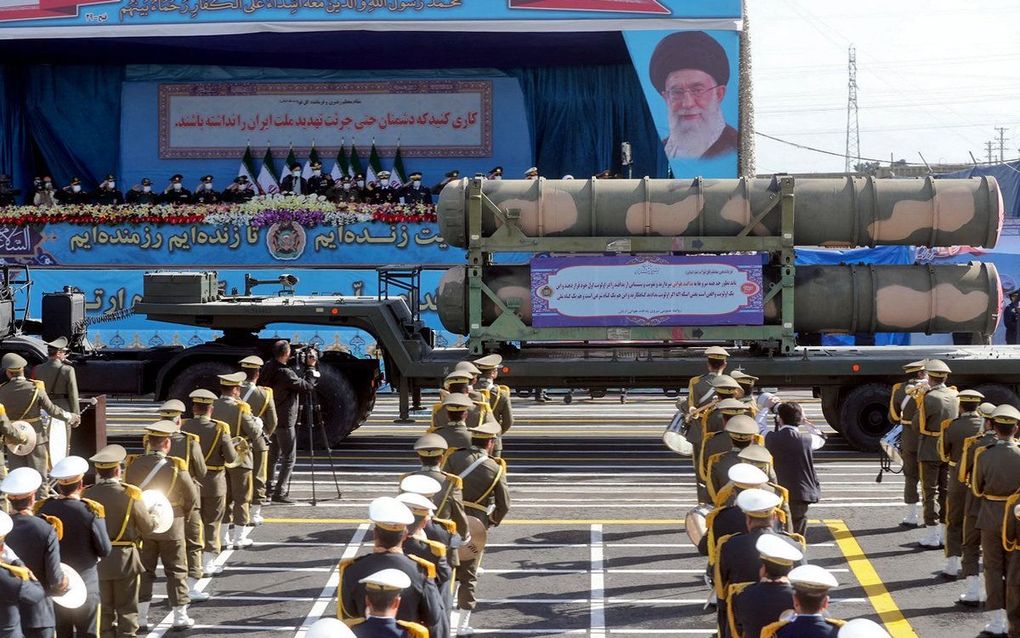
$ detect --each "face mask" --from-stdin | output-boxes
[492,175,502,180]
[173,183,182,191]
[142,185,151,193]
[45,183,53,191]
[312,170,321,177]
[412,180,421,187]
[205,183,213,190]
[71,184,81,193]
[343,182,351,190]
[107,181,116,189]
[357,180,365,188]
[292,170,301,177]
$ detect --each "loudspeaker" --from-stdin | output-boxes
[42,290,86,343]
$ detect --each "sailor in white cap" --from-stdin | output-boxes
[399,471,464,595]
[916,360,957,549]
[397,492,453,610]
[337,497,447,638]
[0,508,46,638]
[729,533,803,638]
[760,565,844,636]
[212,371,262,550]
[702,463,774,559]
[2,467,68,638]
[891,360,928,528]
[34,336,80,457]
[238,355,277,525]
[0,353,80,489]
[348,569,427,637]
[402,434,469,538]
[38,456,111,637]
[837,617,891,638]
[473,354,512,458]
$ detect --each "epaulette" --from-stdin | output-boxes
[773,483,790,503]
[441,471,463,489]
[760,619,789,638]
[407,554,437,580]
[32,379,45,390]
[424,538,447,558]
[825,619,847,628]
[339,557,355,569]
[259,386,273,400]
[498,384,510,394]
[32,499,48,514]
[433,517,457,534]
[82,497,106,518]
[125,453,139,466]
[495,457,508,471]
[42,514,63,541]
[124,484,142,500]
[727,581,754,638]
[183,431,201,444]
[788,532,806,548]
[0,404,7,416]
[238,401,251,414]
[212,419,231,434]
[713,533,735,599]
[0,562,30,581]
[397,620,429,638]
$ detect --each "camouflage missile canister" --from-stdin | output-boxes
[436,263,1001,336]
[437,176,1003,249]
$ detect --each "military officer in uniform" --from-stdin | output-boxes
[307,162,334,196]
[402,434,469,538]
[430,394,473,454]
[0,396,25,486]
[91,176,124,206]
[688,347,731,410]
[1,467,67,638]
[399,473,463,606]
[33,337,80,458]
[238,356,277,525]
[916,359,958,549]
[1002,485,1020,636]
[193,175,220,205]
[181,389,237,578]
[971,404,1020,635]
[703,464,776,559]
[705,414,763,503]
[0,353,80,489]
[397,492,453,611]
[700,399,754,476]
[160,175,192,205]
[212,371,261,550]
[348,569,429,638]
[125,421,196,631]
[0,509,47,638]
[431,170,459,195]
[58,178,90,205]
[222,176,255,203]
[728,533,803,638]
[83,444,157,638]
[692,375,744,504]
[890,360,927,527]
[442,420,510,617]
[125,179,158,206]
[473,355,512,458]
[39,456,111,638]
[157,399,207,598]
[337,497,447,638]
[401,172,433,206]
[371,171,399,205]
[938,389,985,580]
[760,565,845,637]
[957,402,998,606]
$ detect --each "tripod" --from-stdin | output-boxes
[288,386,343,506]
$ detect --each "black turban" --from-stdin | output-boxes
[649,31,730,93]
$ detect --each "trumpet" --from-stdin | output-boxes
[225,436,251,469]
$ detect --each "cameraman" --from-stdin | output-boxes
[260,340,318,504]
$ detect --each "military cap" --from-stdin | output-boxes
[159,399,186,416]
[724,414,758,436]
[104,173,116,181]
[489,166,503,176]
[756,533,803,566]
[925,359,951,376]
[170,174,183,182]
[730,370,758,384]
[1,353,27,371]
[717,398,751,414]
[239,355,264,369]
[396,492,437,513]
[399,474,443,498]
[408,171,423,180]
[788,564,838,593]
[454,361,481,376]
[90,444,127,469]
[474,354,503,370]
[306,618,356,638]
[377,170,391,179]
[903,360,927,373]
[838,618,891,638]
[958,389,984,402]
[368,496,414,531]
[991,404,1020,423]
[738,444,773,465]
[354,173,365,180]
[445,170,460,178]
[711,375,741,392]
[359,568,411,592]
[189,388,217,404]
[145,420,179,436]
[50,456,88,484]
[70,177,81,185]
[728,463,768,488]
[979,402,997,418]
[705,346,730,360]
[141,178,153,186]
[735,487,781,517]
[413,434,448,458]
[443,370,474,386]
[234,176,249,184]
[218,371,246,386]
[649,30,730,93]
[1,467,42,497]
[442,394,474,411]
[524,167,539,177]
[311,161,323,170]
[201,175,213,183]
[44,336,69,350]
[0,510,11,537]
[469,419,502,439]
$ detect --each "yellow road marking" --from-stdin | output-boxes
[265,518,689,525]
[824,519,915,638]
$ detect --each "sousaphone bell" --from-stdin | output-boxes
[5,420,37,457]
[142,489,174,534]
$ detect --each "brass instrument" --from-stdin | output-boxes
[224,436,250,469]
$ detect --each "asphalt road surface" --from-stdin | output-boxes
[103,391,980,638]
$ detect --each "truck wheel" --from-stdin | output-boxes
[839,383,894,452]
[356,393,377,426]
[298,365,358,449]
[166,361,234,401]
[820,389,843,433]
[974,383,1020,409]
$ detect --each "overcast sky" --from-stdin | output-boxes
[747,0,1020,174]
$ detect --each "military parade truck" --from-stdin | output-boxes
[4,175,1020,452]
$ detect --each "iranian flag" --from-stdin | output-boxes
[389,144,407,187]
[238,144,259,184]
[366,141,383,184]
[330,141,349,181]
[302,144,322,179]
[349,143,364,179]
[280,146,299,182]
[256,147,280,195]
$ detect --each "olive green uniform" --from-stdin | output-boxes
[891,380,923,507]
[212,396,259,528]
[0,404,15,481]
[402,468,470,538]
[240,382,277,506]
[959,430,997,577]
[83,478,156,638]
[0,376,72,486]
[32,358,79,457]
[1002,491,1020,633]
[973,439,1020,610]
[181,415,237,553]
[941,410,984,561]
[686,372,720,503]
[430,393,497,432]
[917,384,958,527]
[168,431,207,579]
[478,381,512,458]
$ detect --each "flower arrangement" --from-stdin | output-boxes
[0,196,436,227]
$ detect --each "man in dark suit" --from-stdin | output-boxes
[765,403,821,536]
[259,340,317,503]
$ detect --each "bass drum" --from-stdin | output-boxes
[685,505,712,547]
[880,423,904,468]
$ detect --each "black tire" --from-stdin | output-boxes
[820,388,843,433]
[590,389,607,399]
[356,392,377,426]
[973,383,1020,409]
[515,389,534,399]
[166,360,234,401]
[298,364,358,449]
[564,393,573,404]
[839,383,894,452]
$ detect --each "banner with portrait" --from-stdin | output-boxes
[623,29,741,179]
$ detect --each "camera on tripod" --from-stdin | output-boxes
[292,345,321,382]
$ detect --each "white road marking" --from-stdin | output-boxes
[591,524,606,638]
[294,523,368,638]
